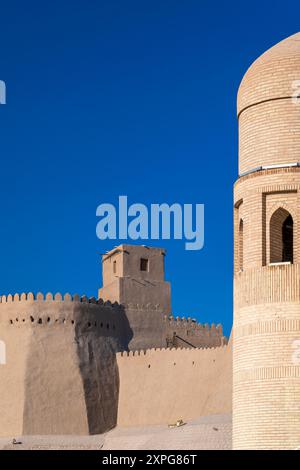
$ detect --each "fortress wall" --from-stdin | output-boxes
[99,280,171,351]
[123,305,166,350]
[0,292,230,435]
[0,320,31,436]
[0,293,131,436]
[116,341,232,427]
[0,293,130,347]
[165,316,227,348]
[120,309,226,351]
[0,295,87,436]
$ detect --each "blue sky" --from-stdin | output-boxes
[0,0,299,336]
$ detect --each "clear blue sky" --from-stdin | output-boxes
[0,0,299,336]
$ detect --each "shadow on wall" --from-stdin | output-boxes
[75,304,133,435]
[18,300,133,436]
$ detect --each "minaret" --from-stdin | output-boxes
[233,33,300,450]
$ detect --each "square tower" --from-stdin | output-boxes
[99,244,171,313]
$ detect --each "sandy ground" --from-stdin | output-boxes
[0,414,232,450]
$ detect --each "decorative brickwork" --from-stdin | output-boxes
[233,33,300,450]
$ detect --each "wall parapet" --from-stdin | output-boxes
[0,294,164,314]
[164,315,224,336]
[0,292,126,333]
[0,292,120,308]
[117,343,229,358]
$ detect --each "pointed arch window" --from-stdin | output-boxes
[270,208,293,264]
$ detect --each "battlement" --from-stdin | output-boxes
[0,292,120,306]
[117,343,229,357]
[0,293,163,313]
[164,315,227,348]
[0,244,230,436]
[116,341,232,427]
[0,291,126,436]
[0,292,129,338]
[0,293,226,348]
[165,315,224,335]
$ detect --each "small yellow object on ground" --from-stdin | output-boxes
[168,419,186,429]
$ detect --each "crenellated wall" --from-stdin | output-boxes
[116,341,232,427]
[97,244,226,351]
[165,316,227,348]
[0,292,130,336]
[0,290,229,436]
[117,307,227,351]
[0,292,132,436]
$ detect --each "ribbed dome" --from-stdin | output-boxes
[238,33,300,116]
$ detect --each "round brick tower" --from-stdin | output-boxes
[233,33,300,450]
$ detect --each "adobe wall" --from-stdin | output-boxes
[116,340,232,427]
[0,292,229,436]
[121,307,227,351]
[165,316,227,348]
[0,293,132,436]
[99,244,225,351]
[123,303,166,350]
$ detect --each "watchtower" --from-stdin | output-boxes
[99,244,171,313]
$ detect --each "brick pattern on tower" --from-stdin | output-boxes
[233,32,300,450]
